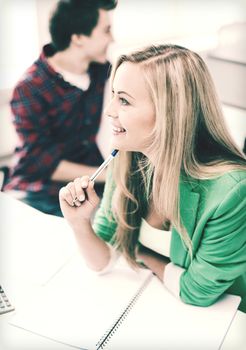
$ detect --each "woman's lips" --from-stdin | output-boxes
[112,126,126,135]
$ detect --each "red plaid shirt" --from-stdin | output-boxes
[4,44,110,199]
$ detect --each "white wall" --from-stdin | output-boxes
[0,0,39,90]
[110,0,246,58]
[0,0,245,160]
[1,0,246,89]
[35,0,57,48]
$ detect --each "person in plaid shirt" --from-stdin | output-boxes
[4,0,117,216]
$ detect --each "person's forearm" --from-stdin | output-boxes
[141,255,168,281]
[71,219,111,271]
[51,160,106,182]
[137,245,170,281]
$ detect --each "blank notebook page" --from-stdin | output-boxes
[9,254,151,350]
[105,277,241,350]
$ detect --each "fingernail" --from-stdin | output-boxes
[81,181,87,188]
[79,195,85,201]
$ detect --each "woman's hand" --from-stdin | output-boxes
[59,176,100,228]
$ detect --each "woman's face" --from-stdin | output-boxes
[105,62,155,155]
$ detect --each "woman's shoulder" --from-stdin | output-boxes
[181,168,245,190]
[224,169,246,183]
[202,169,246,189]
[196,169,246,210]
[181,169,246,210]
[178,170,245,226]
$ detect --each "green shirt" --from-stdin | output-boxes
[93,170,246,312]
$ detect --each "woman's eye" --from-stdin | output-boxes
[119,97,129,106]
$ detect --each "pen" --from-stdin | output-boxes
[73,150,118,205]
[89,149,118,182]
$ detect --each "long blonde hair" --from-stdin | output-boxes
[108,44,246,265]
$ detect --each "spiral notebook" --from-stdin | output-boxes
[9,254,241,350]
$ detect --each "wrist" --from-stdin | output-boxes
[70,218,92,234]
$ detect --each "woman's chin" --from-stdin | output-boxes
[111,143,125,151]
[111,137,136,152]
[112,144,134,152]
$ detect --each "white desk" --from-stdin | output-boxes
[0,192,77,349]
[0,192,245,349]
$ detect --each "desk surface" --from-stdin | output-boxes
[0,192,77,349]
[0,192,245,349]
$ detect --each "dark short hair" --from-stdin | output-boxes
[49,0,117,51]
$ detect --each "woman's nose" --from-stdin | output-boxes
[107,113,118,119]
[104,102,118,119]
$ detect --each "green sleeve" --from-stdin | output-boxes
[180,179,246,306]
[92,169,118,243]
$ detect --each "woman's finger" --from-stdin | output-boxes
[66,181,76,199]
[59,186,74,207]
[86,180,100,207]
[66,181,81,207]
[80,175,90,190]
[74,177,86,202]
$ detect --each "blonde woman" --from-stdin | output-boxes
[59,44,246,312]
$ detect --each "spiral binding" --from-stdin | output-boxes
[95,273,153,349]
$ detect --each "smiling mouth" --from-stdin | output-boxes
[112,126,126,135]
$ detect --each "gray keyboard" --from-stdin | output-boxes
[0,285,15,315]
